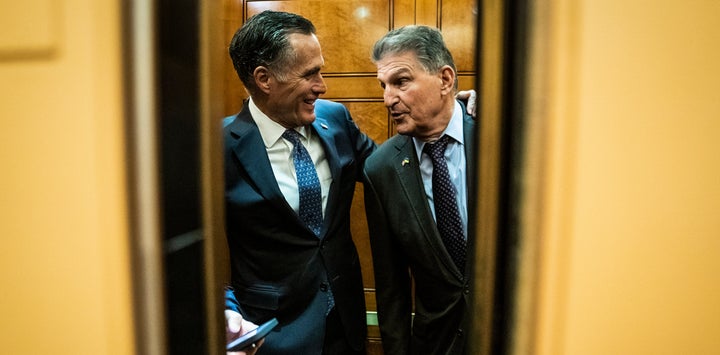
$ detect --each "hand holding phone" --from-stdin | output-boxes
[227,317,278,352]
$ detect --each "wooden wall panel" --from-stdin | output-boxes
[441,0,479,72]
[246,1,390,74]
[458,75,476,92]
[416,0,440,26]
[222,0,245,115]
[393,0,416,27]
[324,76,383,99]
[342,101,390,144]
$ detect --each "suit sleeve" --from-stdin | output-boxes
[225,287,242,313]
[363,168,413,355]
[338,103,377,179]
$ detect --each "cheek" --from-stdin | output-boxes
[400,86,430,105]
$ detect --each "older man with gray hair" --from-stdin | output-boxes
[363,25,476,355]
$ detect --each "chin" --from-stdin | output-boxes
[396,128,413,136]
[301,115,316,126]
[395,125,414,136]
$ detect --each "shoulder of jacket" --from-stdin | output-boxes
[366,135,408,167]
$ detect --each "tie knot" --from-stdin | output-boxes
[282,129,302,146]
[423,135,451,161]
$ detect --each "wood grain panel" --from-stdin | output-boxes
[416,0,439,26]
[343,101,388,314]
[393,0,415,27]
[458,75,476,92]
[350,184,374,287]
[441,0,479,72]
[247,1,390,73]
[367,340,384,355]
[342,101,390,144]
[324,76,383,99]
[222,0,246,115]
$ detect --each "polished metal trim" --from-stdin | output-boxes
[163,229,203,254]
[469,0,504,355]
[198,0,229,353]
[123,0,167,354]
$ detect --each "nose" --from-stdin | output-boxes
[313,73,327,95]
[383,86,398,108]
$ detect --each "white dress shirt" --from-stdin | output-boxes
[248,98,332,216]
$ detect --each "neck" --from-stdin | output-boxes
[420,98,456,142]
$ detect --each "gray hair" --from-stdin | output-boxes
[372,25,458,90]
[229,11,316,95]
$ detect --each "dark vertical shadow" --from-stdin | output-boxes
[492,0,530,354]
[157,0,208,353]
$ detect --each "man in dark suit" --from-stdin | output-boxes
[223,11,375,355]
[363,25,476,355]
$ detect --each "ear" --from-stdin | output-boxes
[439,65,456,96]
[254,66,272,94]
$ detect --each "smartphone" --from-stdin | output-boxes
[226,317,279,352]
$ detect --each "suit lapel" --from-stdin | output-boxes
[312,117,339,239]
[395,106,477,279]
[229,108,345,239]
[392,137,463,277]
[313,117,341,184]
[227,110,289,211]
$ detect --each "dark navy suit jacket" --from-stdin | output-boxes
[223,99,375,353]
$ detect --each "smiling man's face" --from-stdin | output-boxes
[264,33,327,129]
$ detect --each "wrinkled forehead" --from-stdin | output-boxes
[376,52,425,77]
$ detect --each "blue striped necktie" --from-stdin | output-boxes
[283,129,323,236]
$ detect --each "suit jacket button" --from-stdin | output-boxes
[320,282,328,292]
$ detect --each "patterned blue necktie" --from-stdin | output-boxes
[424,135,467,272]
[283,129,323,236]
[283,129,334,314]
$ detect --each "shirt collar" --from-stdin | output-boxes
[249,97,310,147]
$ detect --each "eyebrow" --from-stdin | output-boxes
[301,64,323,77]
[381,67,412,82]
[393,67,412,76]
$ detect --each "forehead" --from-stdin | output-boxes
[376,51,424,78]
[287,33,324,68]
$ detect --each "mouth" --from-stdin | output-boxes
[304,98,317,107]
[390,111,407,120]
